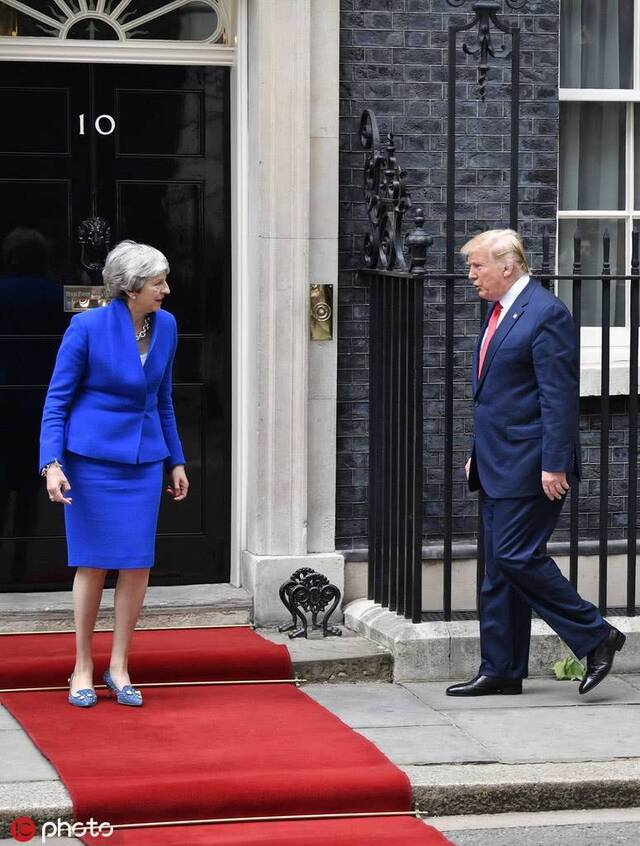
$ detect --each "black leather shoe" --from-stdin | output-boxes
[579,626,626,695]
[446,674,522,697]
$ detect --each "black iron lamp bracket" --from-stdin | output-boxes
[447,0,527,101]
[278,567,342,639]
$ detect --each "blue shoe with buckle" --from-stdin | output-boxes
[103,669,143,707]
[67,676,97,708]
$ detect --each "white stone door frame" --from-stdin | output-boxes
[0,1,343,615]
[240,0,343,625]
[0,15,247,587]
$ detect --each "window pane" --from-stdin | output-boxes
[558,219,626,327]
[127,3,223,41]
[0,5,58,37]
[0,1,226,42]
[559,103,625,211]
[561,0,634,88]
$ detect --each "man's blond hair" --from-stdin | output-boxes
[460,229,529,274]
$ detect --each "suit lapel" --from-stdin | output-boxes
[110,298,147,389]
[148,313,158,356]
[475,279,538,398]
[143,312,159,377]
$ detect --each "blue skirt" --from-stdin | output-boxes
[63,451,163,570]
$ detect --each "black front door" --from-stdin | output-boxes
[0,62,231,590]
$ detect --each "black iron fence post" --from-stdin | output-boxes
[570,231,582,589]
[628,230,639,616]
[446,0,524,617]
[599,231,612,611]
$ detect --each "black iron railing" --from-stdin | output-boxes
[537,228,640,618]
[359,109,429,623]
[360,214,640,622]
[357,0,639,622]
[358,104,640,621]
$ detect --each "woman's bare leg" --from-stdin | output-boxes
[71,567,107,694]
[109,567,150,689]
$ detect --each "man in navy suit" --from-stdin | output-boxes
[446,229,625,697]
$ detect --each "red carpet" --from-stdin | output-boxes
[0,626,291,688]
[0,627,451,845]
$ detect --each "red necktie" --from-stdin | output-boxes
[478,302,503,377]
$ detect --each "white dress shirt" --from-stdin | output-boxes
[480,273,530,349]
[495,273,530,327]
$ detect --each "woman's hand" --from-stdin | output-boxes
[46,467,72,505]
[166,465,189,501]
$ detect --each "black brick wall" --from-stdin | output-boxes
[337,0,593,552]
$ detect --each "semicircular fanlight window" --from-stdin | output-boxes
[0,1,231,43]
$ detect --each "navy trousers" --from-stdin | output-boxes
[479,492,610,679]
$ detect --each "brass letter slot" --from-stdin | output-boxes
[64,286,108,313]
[309,283,333,341]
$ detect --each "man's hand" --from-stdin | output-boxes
[542,471,570,501]
[465,458,471,480]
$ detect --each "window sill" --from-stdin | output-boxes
[580,351,636,397]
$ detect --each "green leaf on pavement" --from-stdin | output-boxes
[553,656,585,681]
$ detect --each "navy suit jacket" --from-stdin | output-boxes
[468,278,581,499]
[39,298,185,472]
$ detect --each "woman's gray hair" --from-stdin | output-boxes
[102,240,169,300]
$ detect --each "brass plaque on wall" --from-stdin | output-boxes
[309,283,333,341]
[64,286,108,312]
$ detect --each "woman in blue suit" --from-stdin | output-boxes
[39,240,188,708]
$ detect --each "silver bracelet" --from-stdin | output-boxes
[40,459,63,477]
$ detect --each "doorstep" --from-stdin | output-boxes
[260,628,393,683]
[0,584,253,632]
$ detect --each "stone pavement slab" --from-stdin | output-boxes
[0,733,59,782]
[435,809,640,846]
[302,681,449,726]
[448,822,640,846]
[448,705,640,763]
[432,807,640,831]
[0,710,20,731]
[405,676,640,710]
[355,725,495,765]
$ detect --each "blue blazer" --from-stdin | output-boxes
[468,278,581,499]
[39,298,185,472]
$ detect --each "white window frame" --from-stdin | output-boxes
[558,0,640,395]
